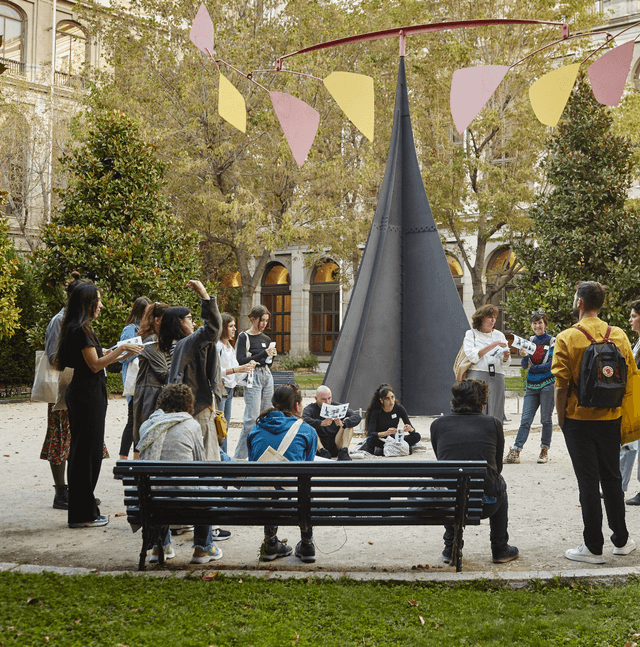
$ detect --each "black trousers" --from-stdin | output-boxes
[444,478,509,557]
[563,417,628,554]
[119,399,135,457]
[66,380,107,523]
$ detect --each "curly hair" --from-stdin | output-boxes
[156,383,195,414]
[450,379,488,413]
[471,304,499,331]
[363,384,396,430]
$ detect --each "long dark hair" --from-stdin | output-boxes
[257,384,301,423]
[138,302,169,339]
[124,296,152,327]
[220,313,235,343]
[364,384,395,430]
[56,282,100,371]
[158,306,191,352]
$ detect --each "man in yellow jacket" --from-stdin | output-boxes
[552,281,638,564]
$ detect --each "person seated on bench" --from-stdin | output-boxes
[430,379,519,564]
[247,384,318,563]
[302,386,361,461]
[137,383,224,565]
[362,384,421,455]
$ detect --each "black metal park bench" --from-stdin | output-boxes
[113,460,487,572]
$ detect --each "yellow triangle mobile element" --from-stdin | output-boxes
[529,63,580,127]
[218,73,246,133]
[323,72,374,141]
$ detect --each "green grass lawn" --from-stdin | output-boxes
[2,572,640,646]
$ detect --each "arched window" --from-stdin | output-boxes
[446,255,463,302]
[0,3,25,75]
[261,263,291,353]
[55,21,87,87]
[310,260,340,355]
[486,247,517,333]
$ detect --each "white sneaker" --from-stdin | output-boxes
[565,544,605,564]
[613,538,637,555]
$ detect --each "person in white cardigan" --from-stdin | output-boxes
[463,304,511,422]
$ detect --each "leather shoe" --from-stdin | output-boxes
[626,493,640,506]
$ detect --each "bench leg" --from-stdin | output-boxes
[452,523,463,572]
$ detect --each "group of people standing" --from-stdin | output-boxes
[449,282,640,565]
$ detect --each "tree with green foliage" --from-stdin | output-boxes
[508,73,640,337]
[32,110,203,347]
[82,0,382,327]
[0,214,21,341]
[82,0,600,321]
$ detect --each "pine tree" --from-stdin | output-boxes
[33,110,203,346]
[508,74,640,336]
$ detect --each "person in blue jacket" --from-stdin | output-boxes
[247,384,317,563]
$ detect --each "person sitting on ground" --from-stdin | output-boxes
[137,383,224,565]
[430,379,519,564]
[302,385,361,461]
[247,384,317,563]
[362,384,420,455]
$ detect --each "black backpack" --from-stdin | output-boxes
[575,325,627,408]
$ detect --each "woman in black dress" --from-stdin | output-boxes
[57,283,142,528]
[363,384,421,455]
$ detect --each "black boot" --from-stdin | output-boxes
[53,485,68,510]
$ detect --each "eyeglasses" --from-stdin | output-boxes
[182,314,194,321]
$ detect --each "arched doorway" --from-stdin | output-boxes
[261,263,291,353]
[446,255,463,302]
[486,247,516,332]
[309,260,340,356]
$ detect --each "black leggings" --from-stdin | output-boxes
[119,399,135,457]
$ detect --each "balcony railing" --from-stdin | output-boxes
[54,70,86,89]
[0,56,26,76]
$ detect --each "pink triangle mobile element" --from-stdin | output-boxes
[190,3,214,57]
[450,65,510,134]
[588,41,635,107]
[269,92,320,168]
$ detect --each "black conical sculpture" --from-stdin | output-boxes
[324,57,469,416]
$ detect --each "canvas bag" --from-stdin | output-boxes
[258,418,303,462]
[31,351,58,402]
[122,357,140,397]
[453,331,475,382]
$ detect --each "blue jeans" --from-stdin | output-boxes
[161,525,214,550]
[218,386,234,454]
[620,442,638,492]
[513,385,554,451]
[234,366,274,459]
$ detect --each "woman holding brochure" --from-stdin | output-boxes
[234,305,277,459]
[56,282,142,527]
[505,311,555,464]
[463,304,511,423]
